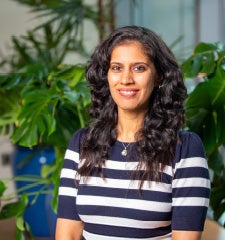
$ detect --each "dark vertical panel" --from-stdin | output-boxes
[218,0,225,42]
[194,0,200,44]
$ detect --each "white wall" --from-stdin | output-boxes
[0,0,99,65]
[0,0,40,55]
[199,0,225,43]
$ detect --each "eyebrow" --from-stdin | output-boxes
[110,61,150,66]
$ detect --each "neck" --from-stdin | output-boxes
[116,110,145,142]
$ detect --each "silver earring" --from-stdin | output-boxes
[159,84,166,89]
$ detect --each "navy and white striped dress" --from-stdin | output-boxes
[57,128,210,239]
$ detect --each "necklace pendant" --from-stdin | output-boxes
[121,149,127,156]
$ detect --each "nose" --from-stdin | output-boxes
[121,68,134,84]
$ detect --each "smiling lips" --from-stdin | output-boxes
[118,89,139,97]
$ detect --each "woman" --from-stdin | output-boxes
[56,26,210,240]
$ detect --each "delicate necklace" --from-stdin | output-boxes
[121,142,131,156]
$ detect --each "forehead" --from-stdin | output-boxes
[110,41,149,61]
[112,40,145,52]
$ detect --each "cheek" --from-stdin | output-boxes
[107,78,113,89]
[108,74,119,88]
[142,79,155,98]
[142,75,155,89]
[107,77,115,95]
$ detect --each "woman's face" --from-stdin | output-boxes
[107,41,157,114]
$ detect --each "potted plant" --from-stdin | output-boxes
[182,41,225,227]
[0,61,91,238]
[0,0,115,239]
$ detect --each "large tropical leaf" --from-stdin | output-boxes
[11,87,58,147]
[182,42,224,78]
[0,89,21,126]
[185,78,225,153]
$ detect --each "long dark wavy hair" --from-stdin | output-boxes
[78,26,187,186]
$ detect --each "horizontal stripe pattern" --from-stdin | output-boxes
[58,186,77,197]
[84,223,171,239]
[81,215,171,229]
[64,149,79,163]
[57,129,210,239]
[77,195,171,212]
[78,205,171,221]
[80,176,172,192]
[172,177,210,188]
[174,157,208,170]
[83,229,172,240]
[77,185,172,202]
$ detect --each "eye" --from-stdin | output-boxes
[132,65,146,72]
[110,65,122,72]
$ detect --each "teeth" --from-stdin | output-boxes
[119,90,137,97]
[120,91,135,94]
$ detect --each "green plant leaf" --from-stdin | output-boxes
[182,52,216,78]
[0,194,28,219]
[12,124,39,147]
[16,216,25,231]
[75,81,91,107]
[15,228,26,240]
[68,65,86,87]
[185,77,225,153]
[210,185,225,213]
[194,42,218,53]
[15,218,34,240]
[11,86,59,146]
[0,74,22,89]
[202,111,217,153]
[53,64,86,87]
[200,52,216,75]
[208,150,224,176]
[214,107,225,144]
[181,42,224,79]
[64,91,80,104]
[182,54,202,78]
[0,180,7,197]
[18,63,48,79]
[214,202,225,222]
[41,163,57,178]
[0,89,21,126]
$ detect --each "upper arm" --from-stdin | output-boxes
[57,129,85,220]
[56,129,85,239]
[172,230,202,240]
[55,218,83,240]
[172,132,210,231]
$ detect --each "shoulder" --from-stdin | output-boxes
[178,130,206,157]
[173,130,206,166]
[67,128,86,152]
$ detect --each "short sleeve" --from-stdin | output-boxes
[172,131,211,231]
[57,128,85,220]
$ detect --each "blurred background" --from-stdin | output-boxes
[1,0,225,63]
[0,0,225,239]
